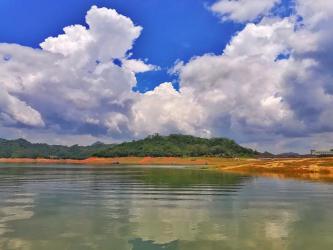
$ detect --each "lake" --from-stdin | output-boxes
[0,164,333,250]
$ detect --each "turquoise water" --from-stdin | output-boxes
[0,164,333,250]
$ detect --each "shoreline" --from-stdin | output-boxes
[0,157,216,165]
[218,157,333,183]
[1,156,333,182]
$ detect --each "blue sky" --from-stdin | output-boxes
[0,0,332,153]
[0,0,244,92]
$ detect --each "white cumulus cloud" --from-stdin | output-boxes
[165,0,333,152]
[131,82,209,137]
[211,0,280,22]
[0,6,152,139]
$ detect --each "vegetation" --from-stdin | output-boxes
[0,138,112,159]
[0,134,257,159]
[94,134,257,158]
[137,168,248,187]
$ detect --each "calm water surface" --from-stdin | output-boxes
[0,164,333,250]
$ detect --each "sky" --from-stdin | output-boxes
[0,0,332,153]
[0,0,241,92]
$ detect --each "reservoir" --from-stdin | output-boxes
[0,164,332,250]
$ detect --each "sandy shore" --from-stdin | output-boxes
[216,157,333,183]
[1,156,333,182]
[0,157,214,165]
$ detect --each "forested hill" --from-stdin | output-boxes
[94,134,258,157]
[0,138,112,159]
[0,135,258,159]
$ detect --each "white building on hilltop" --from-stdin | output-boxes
[311,150,333,156]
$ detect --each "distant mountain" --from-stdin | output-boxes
[258,151,275,158]
[0,138,113,159]
[94,134,258,158]
[256,151,306,158]
[277,152,301,157]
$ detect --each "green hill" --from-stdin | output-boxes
[0,138,112,159]
[94,134,257,158]
[0,134,257,159]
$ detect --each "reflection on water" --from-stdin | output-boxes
[130,238,178,250]
[0,192,35,249]
[0,164,332,250]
